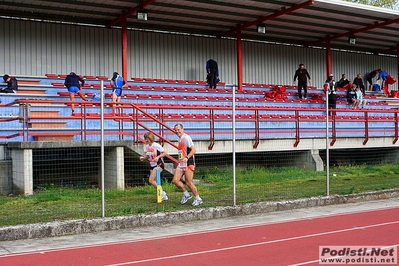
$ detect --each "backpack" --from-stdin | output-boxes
[114,75,124,88]
[372,84,380,91]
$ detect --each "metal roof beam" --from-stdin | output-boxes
[107,0,156,27]
[307,17,399,47]
[218,0,314,38]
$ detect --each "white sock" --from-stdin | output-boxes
[183,191,190,196]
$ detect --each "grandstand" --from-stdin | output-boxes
[1,73,399,196]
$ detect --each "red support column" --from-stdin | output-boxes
[122,18,128,80]
[397,44,399,82]
[326,36,332,77]
[237,25,243,92]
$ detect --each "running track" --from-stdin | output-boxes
[1,207,398,265]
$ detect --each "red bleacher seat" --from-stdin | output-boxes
[59,74,67,78]
[84,75,96,80]
[96,76,108,80]
[105,84,113,88]
[166,79,177,83]
[52,82,64,87]
[149,95,161,99]
[129,85,140,89]
[161,95,173,99]
[197,81,207,85]
[92,84,101,88]
[187,80,197,84]
[144,78,154,82]
[177,80,186,84]
[57,92,69,96]
[132,78,145,81]
[46,73,59,78]
[154,78,166,83]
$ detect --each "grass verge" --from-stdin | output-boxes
[0,164,398,226]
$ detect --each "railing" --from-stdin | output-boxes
[1,99,399,149]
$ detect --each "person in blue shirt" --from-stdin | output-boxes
[206,59,219,89]
[64,72,88,114]
[346,83,359,108]
[110,72,126,114]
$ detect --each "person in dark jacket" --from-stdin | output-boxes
[1,74,18,93]
[64,72,88,114]
[366,69,381,91]
[206,59,219,89]
[293,63,311,99]
[353,73,365,95]
[325,74,336,115]
[337,74,350,88]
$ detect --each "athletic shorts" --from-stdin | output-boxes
[150,162,164,171]
[68,86,79,93]
[179,164,195,172]
[112,88,122,97]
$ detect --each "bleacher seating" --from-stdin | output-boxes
[1,74,399,142]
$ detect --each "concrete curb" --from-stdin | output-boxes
[1,189,398,241]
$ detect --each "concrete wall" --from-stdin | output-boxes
[0,161,12,195]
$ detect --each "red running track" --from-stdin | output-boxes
[1,207,398,266]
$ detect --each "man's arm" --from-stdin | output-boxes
[186,145,196,159]
[79,77,85,87]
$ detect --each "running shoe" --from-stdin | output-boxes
[191,198,203,206]
[180,193,192,204]
[162,191,168,201]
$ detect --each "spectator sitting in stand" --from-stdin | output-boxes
[354,84,366,108]
[337,74,351,89]
[346,83,359,108]
[1,74,18,93]
[353,73,365,95]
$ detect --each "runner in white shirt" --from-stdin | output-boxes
[140,132,168,201]
[172,123,203,206]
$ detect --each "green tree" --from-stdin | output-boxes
[344,0,398,8]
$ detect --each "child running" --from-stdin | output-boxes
[140,132,168,201]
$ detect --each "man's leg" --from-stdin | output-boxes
[77,90,88,101]
[303,83,308,99]
[297,84,302,99]
[209,71,215,89]
[184,169,198,197]
[172,168,186,192]
[69,93,75,113]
